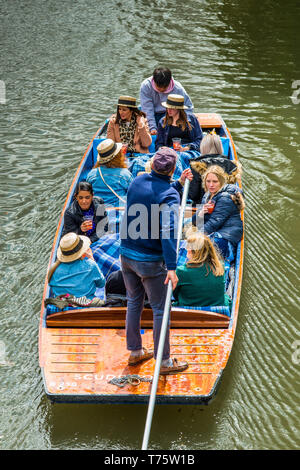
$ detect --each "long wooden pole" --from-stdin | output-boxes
[141,179,190,450]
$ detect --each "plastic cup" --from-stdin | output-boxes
[83,216,93,230]
[207,201,215,214]
[172,138,181,150]
[122,143,128,155]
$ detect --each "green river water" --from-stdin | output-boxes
[0,0,299,450]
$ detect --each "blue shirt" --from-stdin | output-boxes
[49,257,105,299]
[86,166,133,208]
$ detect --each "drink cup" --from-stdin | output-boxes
[122,143,128,155]
[207,201,215,214]
[83,216,93,230]
[172,138,181,150]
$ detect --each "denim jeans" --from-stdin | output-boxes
[120,255,170,360]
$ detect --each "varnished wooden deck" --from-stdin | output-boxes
[40,326,234,403]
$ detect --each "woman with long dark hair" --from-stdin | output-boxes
[155,94,203,152]
[62,181,108,243]
[107,95,152,154]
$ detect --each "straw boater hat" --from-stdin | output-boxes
[97,139,123,164]
[57,233,91,263]
[117,95,138,109]
[161,93,188,109]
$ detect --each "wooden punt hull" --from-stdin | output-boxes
[39,113,244,404]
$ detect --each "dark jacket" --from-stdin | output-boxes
[193,184,244,245]
[62,196,108,243]
[189,154,241,205]
[155,113,203,152]
[120,170,183,270]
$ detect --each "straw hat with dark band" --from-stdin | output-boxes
[57,233,91,263]
[97,138,123,164]
[117,95,138,109]
[161,93,188,109]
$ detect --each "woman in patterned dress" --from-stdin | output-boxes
[107,95,152,154]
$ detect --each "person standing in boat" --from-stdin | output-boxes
[120,147,192,375]
[173,230,232,308]
[107,96,152,154]
[49,232,105,304]
[155,94,203,152]
[140,66,194,134]
[188,133,242,205]
[62,181,108,243]
[193,165,244,259]
[86,139,133,208]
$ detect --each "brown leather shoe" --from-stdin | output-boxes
[128,347,154,366]
[160,358,189,375]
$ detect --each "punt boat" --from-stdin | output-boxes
[39,113,244,404]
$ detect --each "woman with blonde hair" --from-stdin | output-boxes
[193,164,244,258]
[86,139,133,208]
[189,133,242,205]
[173,231,231,307]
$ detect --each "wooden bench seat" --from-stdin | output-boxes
[195,113,223,128]
[46,306,230,329]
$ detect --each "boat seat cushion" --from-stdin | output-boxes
[178,305,231,317]
[220,137,229,157]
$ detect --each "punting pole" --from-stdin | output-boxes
[142,178,190,450]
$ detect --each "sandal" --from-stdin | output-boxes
[128,347,154,366]
[160,358,188,375]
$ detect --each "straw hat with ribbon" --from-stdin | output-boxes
[161,93,188,110]
[97,139,123,165]
[57,233,91,263]
[117,95,138,109]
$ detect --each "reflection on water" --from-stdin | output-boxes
[0,0,299,450]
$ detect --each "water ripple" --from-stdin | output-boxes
[0,0,299,451]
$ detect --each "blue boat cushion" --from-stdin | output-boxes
[220,137,230,156]
[177,305,231,317]
[148,134,156,153]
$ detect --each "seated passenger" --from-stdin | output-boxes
[173,231,231,308]
[49,233,105,302]
[155,94,203,152]
[189,133,241,205]
[62,181,108,243]
[86,139,133,208]
[192,165,245,259]
[140,66,194,134]
[107,95,152,154]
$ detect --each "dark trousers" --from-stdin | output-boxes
[121,255,170,360]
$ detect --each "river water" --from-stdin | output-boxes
[0,0,299,450]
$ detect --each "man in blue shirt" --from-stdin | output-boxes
[120,147,189,375]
